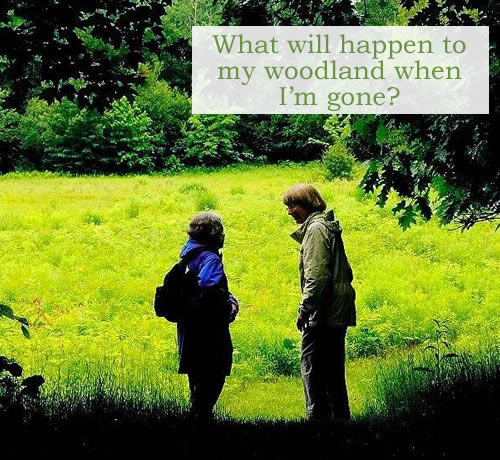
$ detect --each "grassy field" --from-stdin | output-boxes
[0,163,498,419]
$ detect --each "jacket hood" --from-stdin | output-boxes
[180,237,207,258]
[290,209,341,243]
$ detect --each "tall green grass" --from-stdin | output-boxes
[0,163,498,418]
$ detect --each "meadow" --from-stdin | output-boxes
[0,162,498,420]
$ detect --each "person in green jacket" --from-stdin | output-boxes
[283,184,356,422]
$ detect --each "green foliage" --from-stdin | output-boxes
[323,143,355,181]
[369,346,499,420]
[257,339,300,377]
[0,302,43,409]
[0,164,498,418]
[0,1,168,110]
[163,0,223,45]
[351,115,497,231]
[19,98,54,155]
[19,94,163,174]
[183,115,242,166]
[179,182,207,194]
[196,190,218,211]
[135,66,191,166]
[126,201,140,219]
[159,0,223,91]
[83,212,103,226]
[0,88,21,173]
[103,97,154,172]
[399,0,486,26]
[347,327,384,358]
[0,303,29,338]
[222,0,360,26]
[357,0,400,25]
[45,99,105,173]
[236,114,328,163]
[348,1,497,231]
[414,318,459,381]
[323,115,355,181]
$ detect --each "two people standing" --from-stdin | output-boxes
[172,184,355,422]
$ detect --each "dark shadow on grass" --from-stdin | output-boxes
[1,348,498,459]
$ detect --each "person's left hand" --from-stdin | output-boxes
[296,314,309,332]
[229,302,239,323]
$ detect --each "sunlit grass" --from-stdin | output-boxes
[0,163,498,419]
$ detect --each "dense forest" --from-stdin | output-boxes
[1,0,497,231]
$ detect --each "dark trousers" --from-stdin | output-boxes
[188,373,226,420]
[301,325,350,421]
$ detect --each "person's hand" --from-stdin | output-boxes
[228,302,239,323]
[296,314,309,332]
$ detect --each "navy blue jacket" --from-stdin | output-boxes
[176,238,236,376]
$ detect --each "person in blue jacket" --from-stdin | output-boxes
[177,212,238,421]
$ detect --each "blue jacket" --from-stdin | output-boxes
[180,238,225,288]
[177,237,237,376]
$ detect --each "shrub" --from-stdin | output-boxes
[257,338,300,377]
[103,97,155,172]
[347,327,384,358]
[19,98,54,154]
[235,114,329,162]
[83,212,103,225]
[183,115,241,166]
[195,190,218,211]
[179,183,207,194]
[135,73,191,166]
[0,89,21,173]
[20,98,106,172]
[323,142,355,180]
[126,201,140,219]
[46,99,105,172]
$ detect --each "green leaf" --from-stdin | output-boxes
[0,303,15,319]
[412,367,433,373]
[21,324,30,339]
[443,353,459,359]
[376,123,390,144]
[14,315,29,326]
[392,200,406,215]
[399,204,417,231]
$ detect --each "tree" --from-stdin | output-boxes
[160,0,224,93]
[221,0,360,25]
[348,0,498,231]
[0,1,168,111]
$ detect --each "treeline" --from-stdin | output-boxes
[0,1,497,230]
[0,0,361,173]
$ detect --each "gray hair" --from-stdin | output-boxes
[187,212,224,248]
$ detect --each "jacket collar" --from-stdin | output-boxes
[290,211,321,243]
[290,209,338,243]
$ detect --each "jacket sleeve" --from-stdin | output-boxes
[197,252,231,320]
[197,252,224,288]
[299,222,331,317]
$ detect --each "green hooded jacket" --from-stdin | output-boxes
[291,210,356,328]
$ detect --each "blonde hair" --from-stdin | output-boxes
[283,184,327,212]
